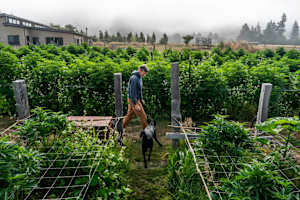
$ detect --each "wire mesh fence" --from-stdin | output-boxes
[190,142,300,199]
[1,115,122,200]
[24,142,107,200]
[172,115,300,200]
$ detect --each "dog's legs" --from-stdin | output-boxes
[148,146,152,161]
[143,148,147,168]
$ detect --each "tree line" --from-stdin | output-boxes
[238,13,300,45]
[96,31,170,45]
[96,31,222,46]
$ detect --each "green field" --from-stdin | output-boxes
[0,43,299,199]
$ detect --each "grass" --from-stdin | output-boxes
[123,118,172,200]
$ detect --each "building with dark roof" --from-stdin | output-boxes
[0,13,90,47]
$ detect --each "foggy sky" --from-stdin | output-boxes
[1,0,299,39]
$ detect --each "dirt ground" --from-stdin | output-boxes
[0,116,16,135]
[0,116,15,130]
[123,118,173,200]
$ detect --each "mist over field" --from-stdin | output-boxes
[1,0,300,40]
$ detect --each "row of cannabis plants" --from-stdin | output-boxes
[167,116,300,200]
[0,43,299,120]
[0,107,131,200]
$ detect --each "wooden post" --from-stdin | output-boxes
[13,80,30,120]
[171,62,182,149]
[114,73,123,133]
[256,83,273,124]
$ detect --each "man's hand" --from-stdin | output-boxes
[135,104,141,111]
[142,99,145,105]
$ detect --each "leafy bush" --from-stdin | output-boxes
[218,161,295,200]
[136,47,149,61]
[0,137,42,200]
[256,116,300,157]
[15,107,69,147]
[264,146,300,190]
[4,107,131,199]
[263,48,275,58]
[42,127,132,200]
[276,47,286,57]
[286,49,300,59]
[196,116,254,157]
[167,116,300,200]
[89,139,131,199]
[0,43,299,120]
[0,50,20,115]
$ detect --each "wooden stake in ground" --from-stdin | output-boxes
[256,83,273,124]
[114,73,123,133]
[171,62,182,149]
[13,80,30,120]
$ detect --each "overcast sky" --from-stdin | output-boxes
[1,0,299,39]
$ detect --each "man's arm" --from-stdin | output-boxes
[139,79,144,105]
[129,77,138,105]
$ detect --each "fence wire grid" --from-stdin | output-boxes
[24,142,107,200]
[190,142,300,199]
[2,116,122,200]
[173,117,300,200]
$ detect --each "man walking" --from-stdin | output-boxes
[123,64,148,129]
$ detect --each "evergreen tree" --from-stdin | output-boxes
[111,34,117,42]
[104,30,110,42]
[263,21,277,44]
[135,33,139,42]
[277,13,287,37]
[159,33,168,45]
[238,13,288,44]
[255,23,261,35]
[127,32,133,42]
[276,13,287,43]
[237,23,251,41]
[290,21,299,43]
[254,23,262,42]
[99,30,104,41]
[139,32,145,43]
[151,32,156,45]
[146,34,151,44]
[116,32,122,42]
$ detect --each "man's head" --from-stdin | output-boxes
[138,64,148,78]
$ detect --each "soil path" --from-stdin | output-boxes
[124,119,172,200]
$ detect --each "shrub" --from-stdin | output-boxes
[0,43,298,120]
[276,47,286,57]
[46,127,132,200]
[15,107,69,147]
[286,49,300,59]
[136,47,149,61]
[0,137,42,200]
[218,161,294,200]
[256,116,300,157]
[0,50,20,115]
[263,48,275,58]
[196,116,254,157]
[6,107,131,199]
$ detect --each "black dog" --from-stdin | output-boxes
[140,120,162,168]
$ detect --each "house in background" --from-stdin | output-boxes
[0,13,91,47]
